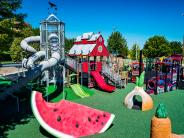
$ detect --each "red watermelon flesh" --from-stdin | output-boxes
[31,91,115,138]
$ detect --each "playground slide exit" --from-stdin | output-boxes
[70,84,89,98]
[90,71,115,92]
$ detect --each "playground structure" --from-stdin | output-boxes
[108,54,129,86]
[20,15,115,137]
[150,104,184,138]
[0,2,184,137]
[131,61,144,82]
[146,54,183,94]
[66,32,126,92]
[0,14,65,102]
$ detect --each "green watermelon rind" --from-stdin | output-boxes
[31,91,115,137]
[99,114,115,133]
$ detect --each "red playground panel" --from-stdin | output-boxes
[82,62,88,73]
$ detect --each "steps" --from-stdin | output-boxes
[102,64,125,88]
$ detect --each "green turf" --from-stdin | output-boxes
[0,81,11,86]
[50,85,95,102]
[32,83,95,102]
[0,80,12,86]
[0,76,8,81]
[0,61,14,64]
[5,83,184,138]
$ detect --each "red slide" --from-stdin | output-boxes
[90,71,115,92]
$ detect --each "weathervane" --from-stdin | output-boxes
[48,0,57,15]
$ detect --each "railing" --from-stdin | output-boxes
[65,56,126,88]
[102,63,124,87]
[65,56,78,71]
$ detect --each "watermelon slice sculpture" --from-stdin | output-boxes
[31,91,115,138]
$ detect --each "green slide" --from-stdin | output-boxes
[70,84,89,98]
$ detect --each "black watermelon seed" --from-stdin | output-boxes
[96,119,99,122]
[88,117,91,122]
[53,108,58,112]
[101,122,104,125]
[57,116,61,122]
[76,123,79,128]
[97,115,100,119]
[103,114,106,117]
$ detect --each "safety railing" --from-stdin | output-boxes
[102,63,124,87]
[65,56,78,71]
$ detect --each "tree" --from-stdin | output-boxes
[0,0,26,61]
[143,36,171,58]
[130,44,140,60]
[0,19,12,51]
[32,28,40,36]
[9,37,22,62]
[107,31,128,57]
[169,41,182,54]
[0,19,15,60]
[65,37,74,53]
[0,0,26,22]
[9,26,40,62]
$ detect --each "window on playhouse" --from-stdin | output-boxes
[89,56,94,62]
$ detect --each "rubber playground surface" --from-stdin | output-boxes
[1,83,184,138]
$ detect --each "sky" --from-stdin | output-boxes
[18,0,184,48]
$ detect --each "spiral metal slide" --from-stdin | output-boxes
[70,84,89,98]
[0,35,61,100]
[90,71,115,92]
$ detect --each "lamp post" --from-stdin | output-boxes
[81,50,83,86]
[139,50,143,77]
[136,44,138,61]
[181,13,184,56]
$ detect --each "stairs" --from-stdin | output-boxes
[102,64,125,88]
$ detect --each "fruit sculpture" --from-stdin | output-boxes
[124,71,153,111]
[151,104,184,138]
[31,91,115,138]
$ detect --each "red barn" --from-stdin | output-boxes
[67,32,116,91]
[69,32,109,56]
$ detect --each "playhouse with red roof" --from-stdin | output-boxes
[67,32,119,92]
[69,32,109,56]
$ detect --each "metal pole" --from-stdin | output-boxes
[171,61,174,85]
[77,57,79,84]
[139,50,143,77]
[164,65,168,92]
[81,62,82,86]
[155,67,158,95]
[80,50,83,86]
[176,65,180,89]
[45,22,49,102]
[136,44,137,61]
[88,58,90,87]
[62,65,65,99]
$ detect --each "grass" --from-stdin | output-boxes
[0,80,12,86]
[0,61,14,64]
[1,83,184,138]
